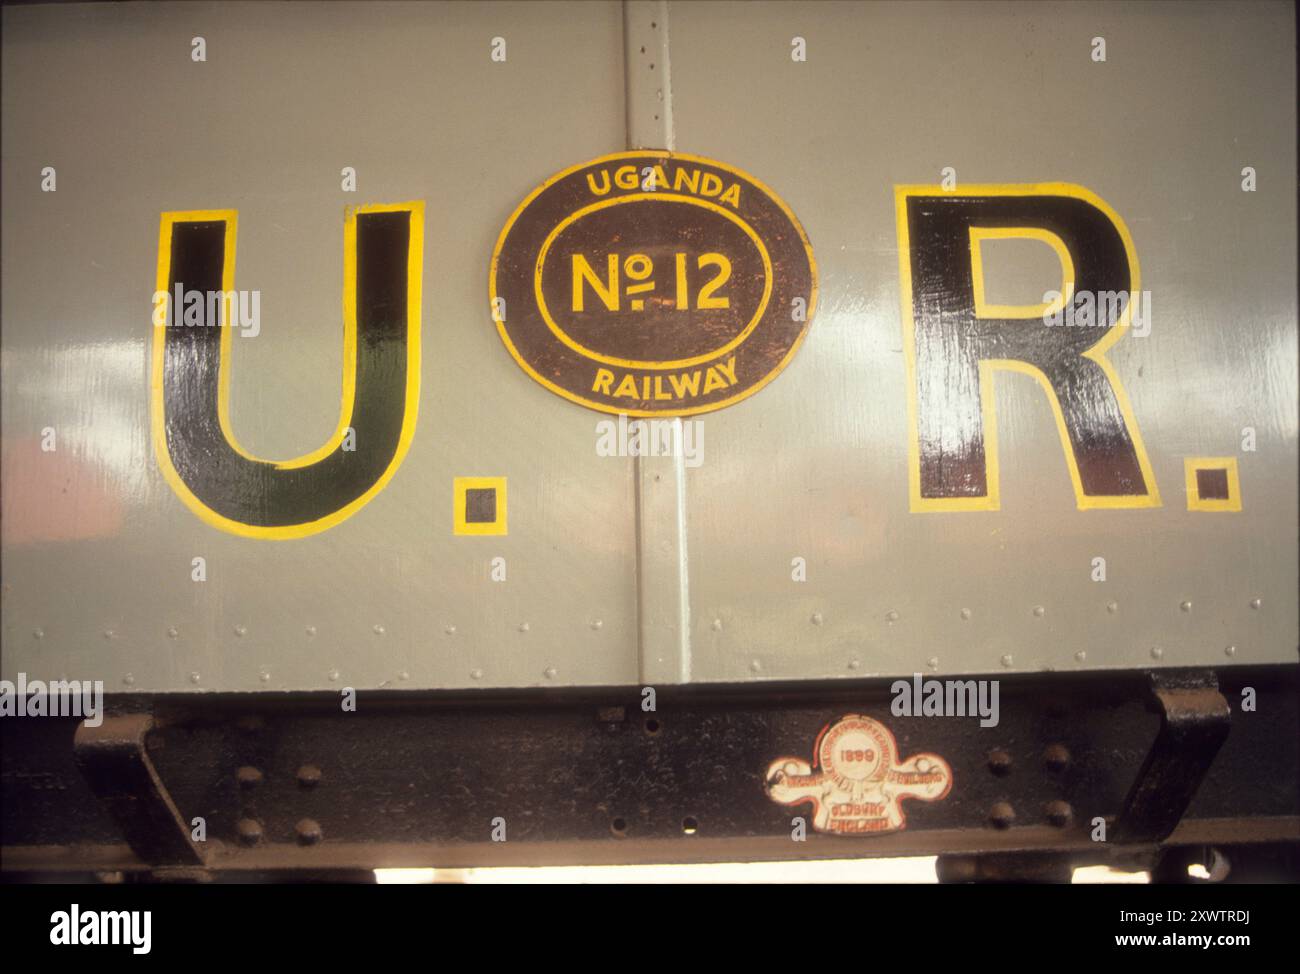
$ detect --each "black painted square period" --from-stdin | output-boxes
[1196,467,1230,501]
[464,487,497,524]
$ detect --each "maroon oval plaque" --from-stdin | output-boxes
[489,151,817,416]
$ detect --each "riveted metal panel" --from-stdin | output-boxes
[666,0,1298,681]
[1,0,1296,697]
[1,1,637,692]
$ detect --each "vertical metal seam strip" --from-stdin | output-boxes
[623,0,675,150]
[624,0,691,684]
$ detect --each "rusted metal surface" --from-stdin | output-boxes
[4,667,1293,874]
[1112,672,1232,844]
[71,714,207,867]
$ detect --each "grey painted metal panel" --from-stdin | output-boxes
[669,0,1297,680]
[1,1,1295,694]
[2,1,637,692]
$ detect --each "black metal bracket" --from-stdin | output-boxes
[3,668,1285,874]
[1112,670,1231,844]
[73,713,207,867]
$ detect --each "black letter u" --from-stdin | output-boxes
[151,202,423,538]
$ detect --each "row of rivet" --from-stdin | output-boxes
[113,641,1237,685]
[31,594,1267,685]
[713,597,1265,632]
[116,668,565,686]
[33,620,607,640]
[27,596,1266,643]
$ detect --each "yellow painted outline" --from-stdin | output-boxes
[151,201,424,539]
[1185,457,1242,512]
[490,151,817,418]
[969,227,1075,319]
[534,193,773,370]
[453,476,508,536]
[894,183,1161,513]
